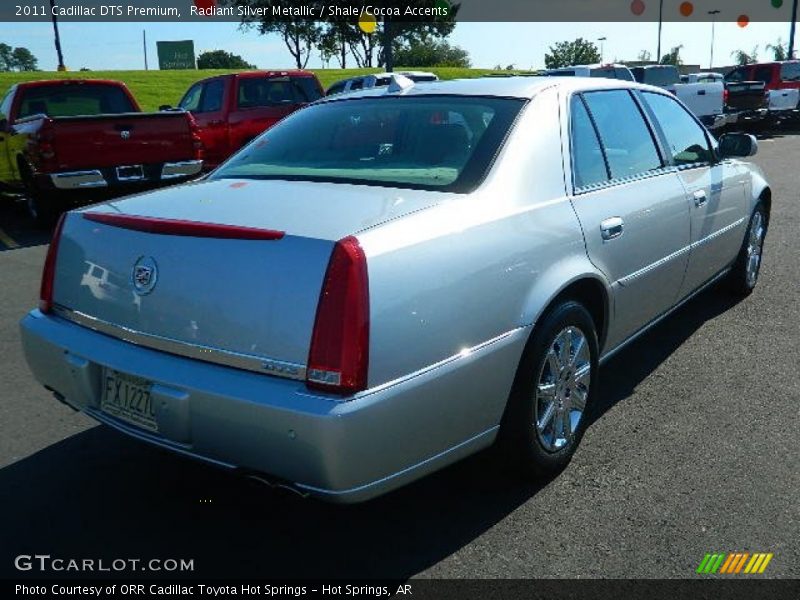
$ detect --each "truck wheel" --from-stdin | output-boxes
[21,165,61,228]
[728,203,767,297]
[498,300,599,479]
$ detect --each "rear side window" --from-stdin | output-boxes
[326,81,346,96]
[582,90,662,180]
[615,68,634,81]
[17,84,136,118]
[641,91,712,166]
[780,62,800,82]
[570,96,608,189]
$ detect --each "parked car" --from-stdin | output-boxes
[21,77,770,503]
[724,79,769,129]
[725,61,800,125]
[326,71,439,96]
[0,79,203,225]
[631,65,725,129]
[170,70,324,169]
[543,63,634,81]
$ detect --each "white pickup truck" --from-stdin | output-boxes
[631,65,725,130]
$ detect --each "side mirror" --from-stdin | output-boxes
[718,133,758,158]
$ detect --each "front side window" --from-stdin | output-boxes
[642,91,712,166]
[582,90,662,179]
[570,96,608,189]
[211,95,524,192]
[178,83,202,111]
[200,79,224,112]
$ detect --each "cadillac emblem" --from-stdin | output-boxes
[132,256,158,295]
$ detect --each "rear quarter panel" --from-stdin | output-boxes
[358,87,604,430]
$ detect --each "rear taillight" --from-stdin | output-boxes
[186,113,205,161]
[306,236,369,395]
[34,120,57,168]
[39,213,67,314]
[723,88,729,106]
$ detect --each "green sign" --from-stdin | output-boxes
[156,40,195,70]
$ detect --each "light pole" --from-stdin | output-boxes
[708,10,720,69]
[598,37,607,62]
[789,0,798,60]
[657,0,664,63]
[49,0,66,71]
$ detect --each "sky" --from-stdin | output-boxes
[0,20,796,72]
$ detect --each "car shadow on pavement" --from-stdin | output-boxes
[0,286,741,580]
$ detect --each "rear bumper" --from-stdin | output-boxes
[20,310,526,503]
[725,108,768,125]
[43,160,203,191]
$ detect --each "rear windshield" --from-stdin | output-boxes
[238,76,321,108]
[212,95,525,193]
[17,84,136,118]
[638,67,679,87]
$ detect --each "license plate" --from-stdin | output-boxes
[101,369,157,432]
[116,165,144,181]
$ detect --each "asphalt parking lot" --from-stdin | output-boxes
[0,132,798,580]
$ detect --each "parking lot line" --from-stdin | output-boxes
[0,227,20,249]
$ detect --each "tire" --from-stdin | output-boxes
[498,300,599,479]
[728,202,767,297]
[20,163,61,228]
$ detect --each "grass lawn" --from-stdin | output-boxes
[0,67,519,112]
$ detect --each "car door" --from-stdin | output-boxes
[639,90,748,297]
[179,78,228,168]
[567,90,692,351]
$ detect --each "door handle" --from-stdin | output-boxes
[697,89,707,95]
[693,190,708,207]
[600,217,624,241]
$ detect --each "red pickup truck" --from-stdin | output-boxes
[0,79,203,225]
[171,70,323,169]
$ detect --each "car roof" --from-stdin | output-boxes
[317,76,664,102]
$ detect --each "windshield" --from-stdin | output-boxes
[17,84,136,118]
[211,95,525,192]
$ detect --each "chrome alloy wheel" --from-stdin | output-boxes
[746,211,765,288]
[534,326,591,452]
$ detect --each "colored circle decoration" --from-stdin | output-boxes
[193,0,216,9]
[772,0,783,8]
[630,0,646,16]
[358,12,377,34]
[737,14,750,27]
[679,2,694,17]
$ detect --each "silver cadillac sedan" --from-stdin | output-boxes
[20,77,770,502]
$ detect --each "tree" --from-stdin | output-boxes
[731,46,758,66]
[10,47,38,71]
[0,43,13,71]
[231,1,322,69]
[197,50,255,69]
[637,49,652,62]
[766,39,789,61]
[660,45,684,66]
[394,38,470,68]
[544,38,601,69]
